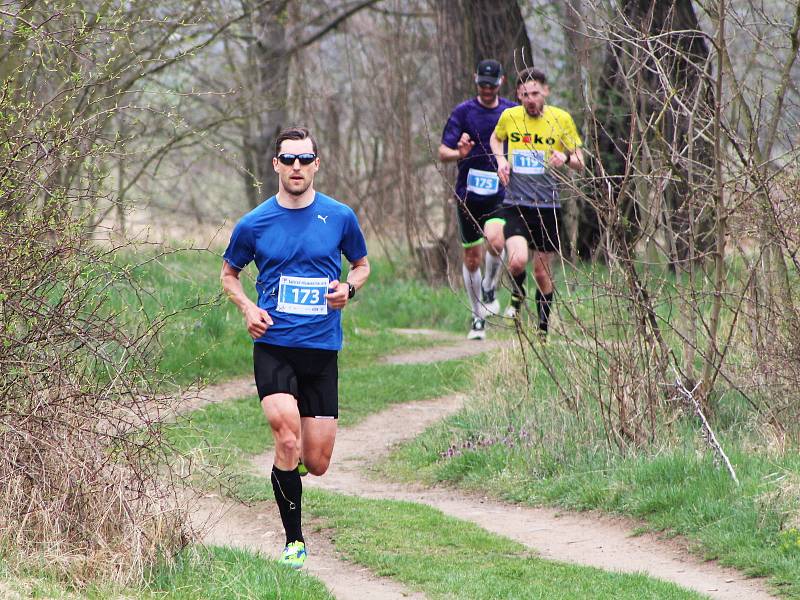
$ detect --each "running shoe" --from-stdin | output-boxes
[280,541,307,569]
[504,295,524,319]
[467,317,486,340]
[479,287,500,317]
[297,460,308,477]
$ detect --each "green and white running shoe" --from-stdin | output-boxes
[280,541,307,569]
[479,286,500,317]
[467,317,486,340]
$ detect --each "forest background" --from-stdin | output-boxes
[1,0,799,594]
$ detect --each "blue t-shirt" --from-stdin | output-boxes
[441,96,516,201]
[223,192,368,351]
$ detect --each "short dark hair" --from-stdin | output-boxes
[274,126,318,157]
[516,67,547,87]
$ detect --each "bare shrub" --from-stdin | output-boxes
[0,2,207,586]
[501,0,800,457]
[0,208,192,585]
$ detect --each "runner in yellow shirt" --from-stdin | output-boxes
[489,67,584,337]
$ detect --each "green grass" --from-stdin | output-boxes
[382,348,800,598]
[165,344,704,600]
[223,484,704,600]
[143,545,333,599]
[107,250,472,384]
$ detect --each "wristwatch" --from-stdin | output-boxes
[346,282,356,299]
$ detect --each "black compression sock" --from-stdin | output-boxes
[512,271,526,306]
[271,465,304,545]
[536,290,554,333]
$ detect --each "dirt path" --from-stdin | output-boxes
[192,332,776,599]
[250,394,775,600]
[191,493,424,600]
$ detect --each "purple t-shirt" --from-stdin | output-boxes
[441,96,516,201]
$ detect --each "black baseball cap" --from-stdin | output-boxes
[475,59,503,86]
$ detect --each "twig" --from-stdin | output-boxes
[672,373,739,485]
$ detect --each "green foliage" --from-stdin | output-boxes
[110,251,474,385]
[223,486,703,600]
[383,349,800,597]
[143,546,334,599]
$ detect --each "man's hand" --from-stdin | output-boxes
[549,150,569,168]
[325,279,349,310]
[244,305,273,339]
[497,156,511,187]
[457,133,475,159]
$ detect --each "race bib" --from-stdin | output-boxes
[276,275,329,315]
[466,168,500,196]
[512,149,546,175]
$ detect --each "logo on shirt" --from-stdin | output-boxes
[510,132,556,145]
[317,214,328,224]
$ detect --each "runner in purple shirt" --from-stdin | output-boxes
[439,59,516,340]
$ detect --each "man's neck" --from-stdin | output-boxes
[476,95,499,109]
[276,186,316,209]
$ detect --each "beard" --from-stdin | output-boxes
[525,104,543,117]
[284,177,311,196]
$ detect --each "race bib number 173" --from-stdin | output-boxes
[277,275,329,315]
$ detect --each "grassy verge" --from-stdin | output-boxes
[223,482,704,600]
[109,249,473,385]
[143,546,334,599]
[0,545,333,600]
[164,349,705,599]
[382,345,800,598]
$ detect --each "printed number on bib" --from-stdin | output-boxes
[466,168,500,196]
[277,275,329,315]
[512,150,546,175]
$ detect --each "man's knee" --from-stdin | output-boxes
[463,246,482,271]
[484,224,505,255]
[304,456,330,476]
[508,253,527,275]
[274,428,300,459]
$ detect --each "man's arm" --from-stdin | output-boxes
[549,147,584,171]
[438,132,474,163]
[550,148,585,171]
[325,256,370,310]
[490,131,510,187]
[220,260,273,339]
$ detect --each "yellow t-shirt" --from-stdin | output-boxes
[494,105,582,207]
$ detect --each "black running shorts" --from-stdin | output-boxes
[501,204,567,254]
[253,343,339,418]
[456,196,506,248]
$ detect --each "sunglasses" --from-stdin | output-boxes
[276,153,316,166]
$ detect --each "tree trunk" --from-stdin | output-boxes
[464,0,533,97]
[432,0,533,284]
[242,0,290,209]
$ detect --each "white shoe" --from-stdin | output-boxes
[467,318,486,340]
[479,287,500,318]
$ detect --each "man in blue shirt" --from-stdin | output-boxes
[221,126,370,569]
[439,59,516,340]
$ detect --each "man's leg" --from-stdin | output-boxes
[532,251,556,335]
[481,218,506,313]
[505,235,529,318]
[262,393,306,564]
[462,243,486,339]
[300,417,337,476]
